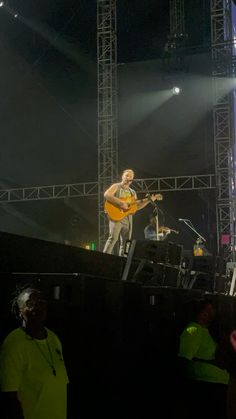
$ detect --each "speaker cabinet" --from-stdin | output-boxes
[131,240,182,266]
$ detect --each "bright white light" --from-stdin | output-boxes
[0,2,4,7]
[14,14,18,18]
[172,86,181,95]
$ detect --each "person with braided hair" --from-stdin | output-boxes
[0,286,68,419]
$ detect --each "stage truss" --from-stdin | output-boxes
[211,0,236,261]
[0,174,215,203]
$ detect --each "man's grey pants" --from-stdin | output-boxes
[103,216,132,256]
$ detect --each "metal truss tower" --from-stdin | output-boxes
[168,0,187,70]
[211,0,236,260]
[97,0,118,250]
[170,0,185,37]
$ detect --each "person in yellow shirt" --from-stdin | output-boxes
[0,287,68,419]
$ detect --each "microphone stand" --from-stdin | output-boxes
[180,219,206,243]
[144,189,165,241]
[150,200,165,241]
[154,206,159,241]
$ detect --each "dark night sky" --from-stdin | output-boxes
[0,0,214,250]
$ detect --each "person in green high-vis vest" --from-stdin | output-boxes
[0,287,69,419]
[177,298,229,419]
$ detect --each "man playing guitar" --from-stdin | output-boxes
[103,169,162,256]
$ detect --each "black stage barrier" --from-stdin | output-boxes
[0,231,125,280]
[126,259,180,287]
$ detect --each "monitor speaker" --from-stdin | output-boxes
[131,240,182,266]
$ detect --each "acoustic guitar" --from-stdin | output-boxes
[104,194,163,222]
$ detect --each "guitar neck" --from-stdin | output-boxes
[119,197,149,207]
[136,197,150,205]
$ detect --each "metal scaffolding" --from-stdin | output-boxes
[97,0,118,250]
[0,175,215,203]
[168,0,187,66]
[211,0,236,260]
[170,0,185,37]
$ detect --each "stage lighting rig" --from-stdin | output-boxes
[172,86,181,95]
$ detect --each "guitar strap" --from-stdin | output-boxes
[116,184,135,199]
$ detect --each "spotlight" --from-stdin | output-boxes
[14,13,18,18]
[172,86,181,95]
[0,2,4,7]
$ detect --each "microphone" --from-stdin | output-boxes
[178,218,190,222]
